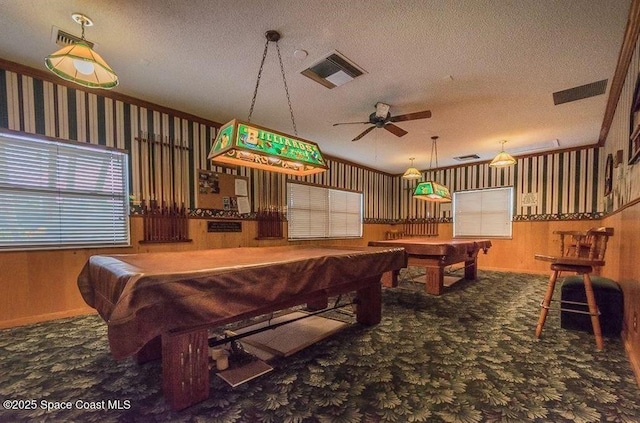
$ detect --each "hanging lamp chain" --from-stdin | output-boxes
[429,136,439,174]
[247,32,298,136]
[275,41,298,136]
[247,38,270,124]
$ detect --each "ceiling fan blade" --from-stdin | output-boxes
[352,126,376,142]
[390,110,432,122]
[384,123,408,137]
[333,121,370,126]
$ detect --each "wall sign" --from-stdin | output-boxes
[207,221,242,232]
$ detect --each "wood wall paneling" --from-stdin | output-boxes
[0,220,395,328]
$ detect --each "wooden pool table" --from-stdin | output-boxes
[77,245,406,410]
[368,238,492,295]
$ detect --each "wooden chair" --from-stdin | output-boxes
[534,227,614,350]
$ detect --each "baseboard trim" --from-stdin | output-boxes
[0,308,96,330]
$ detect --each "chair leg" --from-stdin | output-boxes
[582,274,604,351]
[536,270,559,339]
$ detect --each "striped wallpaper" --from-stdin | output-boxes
[0,68,216,209]
[0,64,605,223]
[240,159,395,221]
[396,147,603,221]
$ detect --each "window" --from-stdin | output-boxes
[287,181,362,239]
[0,131,130,250]
[453,187,513,238]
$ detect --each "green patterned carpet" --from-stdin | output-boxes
[1,270,639,422]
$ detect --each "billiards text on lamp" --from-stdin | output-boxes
[208,119,328,176]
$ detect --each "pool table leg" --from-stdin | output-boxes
[424,265,445,295]
[355,276,382,325]
[162,329,209,411]
[381,269,399,288]
[464,257,478,280]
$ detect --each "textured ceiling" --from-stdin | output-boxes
[0,0,632,173]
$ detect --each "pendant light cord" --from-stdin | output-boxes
[247,33,298,136]
[430,136,439,169]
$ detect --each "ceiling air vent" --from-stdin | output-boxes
[51,26,94,48]
[553,79,608,105]
[301,51,366,89]
[454,154,480,161]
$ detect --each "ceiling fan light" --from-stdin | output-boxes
[375,102,390,118]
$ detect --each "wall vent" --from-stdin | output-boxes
[553,79,608,105]
[301,51,366,89]
[51,26,94,48]
[453,154,480,161]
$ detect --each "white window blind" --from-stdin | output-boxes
[453,187,513,238]
[287,182,362,239]
[0,132,130,250]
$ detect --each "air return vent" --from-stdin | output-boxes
[301,51,366,89]
[553,79,608,105]
[51,26,94,48]
[454,154,480,161]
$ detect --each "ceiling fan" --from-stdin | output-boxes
[332,102,432,142]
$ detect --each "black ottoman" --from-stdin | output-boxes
[560,276,623,337]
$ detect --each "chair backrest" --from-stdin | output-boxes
[569,227,613,261]
[583,227,613,261]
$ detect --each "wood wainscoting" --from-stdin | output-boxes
[602,201,640,387]
[0,219,393,329]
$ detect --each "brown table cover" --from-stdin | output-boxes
[78,245,406,359]
[368,238,492,257]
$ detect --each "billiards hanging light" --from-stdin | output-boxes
[413,136,452,202]
[45,13,118,89]
[208,30,327,176]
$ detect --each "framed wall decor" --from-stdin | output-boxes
[629,73,640,165]
[604,153,613,196]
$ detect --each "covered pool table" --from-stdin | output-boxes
[368,238,492,295]
[77,245,406,410]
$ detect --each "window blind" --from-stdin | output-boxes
[453,187,513,238]
[287,182,362,239]
[0,132,130,250]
